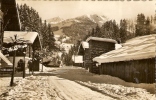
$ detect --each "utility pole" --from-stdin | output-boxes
[10,41,16,86]
[23,52,26,78]
[32,51,34,75]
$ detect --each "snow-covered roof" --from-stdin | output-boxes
[77,41,89,54]
[0,52,12,66]
[4,31,40,44]
[86,37,117,44]
[93,34,156,64]
[81,41,89,49]
[115,44,122,49]
[3,31,42,49]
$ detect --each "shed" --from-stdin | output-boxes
[78,37,117,73]
[3,31,42,71]
[72,55,83,67]
[93,34,156,83]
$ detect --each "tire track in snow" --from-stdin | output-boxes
[48,76,114,100]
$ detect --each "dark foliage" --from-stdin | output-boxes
[135,13,155,36]
[87,13,156,43]
[17,4,56,51]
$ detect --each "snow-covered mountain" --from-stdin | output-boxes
[47,17,64,24]
[47,14,108,26]
[47,14,108,44]
[75,14,108,26]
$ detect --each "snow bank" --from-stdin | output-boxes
[1,76,57,100]
[25,64,55,74]
[39,64,55,72]
[77,81,156,100]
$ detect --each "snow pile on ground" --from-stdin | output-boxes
[39,64,55,72]
[77,81,156,100]
[1,67,155,100]
[25,64,55,73]
[0,77,22,96]
[0,76,57,100]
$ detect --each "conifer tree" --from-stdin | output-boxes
[95,24,101,37]
[119,19,127,43]
[135,14,154,36]
[91,28,95,36]
[135,14,146,36]
[18,4,56,51]
[47,24,56,51]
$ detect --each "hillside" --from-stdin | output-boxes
[47,14,108,44]
[47,17,64,24]
[48,14,156,45]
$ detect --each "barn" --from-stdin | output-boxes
[93,34,155,83]
[78,37,117,73]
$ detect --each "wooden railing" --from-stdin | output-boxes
[0,67,13,75]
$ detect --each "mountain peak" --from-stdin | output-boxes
[47,17,64,24]
[76,14,108,26]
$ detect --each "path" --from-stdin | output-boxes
[48,76,114,100]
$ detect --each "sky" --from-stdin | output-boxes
[16,0,155,22]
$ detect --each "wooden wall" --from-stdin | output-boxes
[100,58,155,83]
[89,40,115,73]
[1,0,21,31]
[78,40,116,73]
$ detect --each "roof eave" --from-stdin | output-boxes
[93,52,155,64]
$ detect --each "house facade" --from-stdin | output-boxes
[3,31,41,70]
[78,37,117,74]
[0,0,42,72]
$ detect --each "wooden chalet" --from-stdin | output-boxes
[93,34,155,83]
[78,37,117,73]
[0,0,42,71]
[3,31,41,71]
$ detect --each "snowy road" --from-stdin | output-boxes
[48,76,114,100]
[0,67,155,100]
[0,76,114,100]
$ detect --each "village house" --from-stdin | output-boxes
[78,37,117,73]
[93,34,155,83]
[0,0,42,72]
[3,31,41,71]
